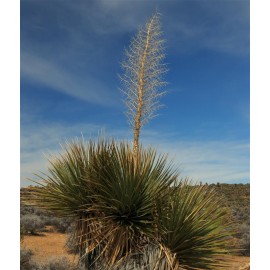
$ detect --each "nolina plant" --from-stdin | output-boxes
[24,12,235,269]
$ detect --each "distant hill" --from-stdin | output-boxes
[210,183,250,255]
[210,183,250,220]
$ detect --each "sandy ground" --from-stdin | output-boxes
[21,228,250,269]
[21,228,79,265]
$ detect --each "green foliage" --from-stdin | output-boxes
[157,182,234,269]
[25,139,178,267]
[23,139,234,269]
[82,142,177,266]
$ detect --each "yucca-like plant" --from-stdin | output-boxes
[86,143,178,264]
[156,180,235,270]
[25,139,178,268]
[25,139,234,269]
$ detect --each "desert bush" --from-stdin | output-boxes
[65,225,79,254]
[20,252,86,270]
[39,256,86,270]
[20,248,39,270]
[21,205,48,216]
[21,204,73,233]
[43,216,73,233]
[238,223,250,255]
[20,214,45,234]
[54,217,73,233]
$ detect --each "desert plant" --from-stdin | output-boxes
[25,139,178,268]
[157,181,234,269]
[21,204,73,233]
[44,216,73,233]
[65,222,80,254]
[20,248,39,270]
[80,245,173,270]
[123,245,178,270]
[20,214,45,234]
[39,256,86,270]
[21,204,49,216]
[20,254,87,270]
[25,140,234,269]
[238,223,250,256]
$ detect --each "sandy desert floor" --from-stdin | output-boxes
[21,227,250,269]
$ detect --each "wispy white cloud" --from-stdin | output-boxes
[20,52,118,107]
[20,0,249,117]
[21,118,249,186]
[22,0,249,56]
[165,1,249,56]
[149,139,249,184]
[67,0,152,34]
[93,0,250,56]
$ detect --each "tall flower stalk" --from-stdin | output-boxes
[120,12,167,162]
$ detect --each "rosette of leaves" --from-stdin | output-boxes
[24,139,178,268]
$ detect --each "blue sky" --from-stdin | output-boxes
[20,0,250,187]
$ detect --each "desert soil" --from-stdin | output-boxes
[21,227,250,269]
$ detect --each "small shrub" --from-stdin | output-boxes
[20,248,39,270]
[39,256,86,270]
[21,204,73,234]
[239,223,250,255]
[65,228,79,254]
[54,218,73,233]
[21,205,48,216]
[20,214,45,234]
